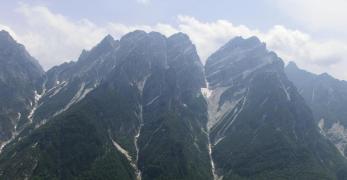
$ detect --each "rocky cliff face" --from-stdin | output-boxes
[0,31,212,180]
[205,37,347,179]
[0,31,346,180]
[0,30,43,151]
[29,34,120,125]
[286,62,347,157]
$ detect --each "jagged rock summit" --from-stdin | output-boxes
[0,31,346,180]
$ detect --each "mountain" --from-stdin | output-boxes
[0,30,43,152]
[0,31,212,180]
[28,34,120,125]
[0,30,347,180]
[285,62,347,157]
[205,37,347,179]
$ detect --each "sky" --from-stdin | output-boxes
[1,0,347,80]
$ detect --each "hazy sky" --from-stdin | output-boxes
[1,0,347,80]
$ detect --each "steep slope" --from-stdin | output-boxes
[285,62,347,157]
[0,34,120,155]
[0,31,212,180]
[29,35,120,125]
[137,32,210,180]
[205,37,347,180]
[0,30,43,151]
[2,30,346,180]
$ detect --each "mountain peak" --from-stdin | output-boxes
[286,61,336,82]
[0,30,18,49]
[0,30,43,73]
[121,30,147,41]
[224,36,263,49]
[287,61,299,69]
[206,35,282,88]
[103,34,114,41]
[76,34,119,64]
[319,72,334,80]
[211,36,267,60]
[169,32,190,41]
[98,34,117,48]
[168,32,195,51]
[0,30,11,38]
[1,29,347,180]
[233,36,261,44]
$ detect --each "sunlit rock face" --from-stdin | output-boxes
[205,36,347,180]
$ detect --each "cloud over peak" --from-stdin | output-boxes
[1,3,347,80]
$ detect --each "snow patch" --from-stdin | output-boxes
[220,95,247,135]
[260,97,268,107]
[110,135,141,180]
[136,75,150,95]
[48,81,67,98]
[213,136,225,146]
[34,119,48,129]
[201,88,212,98]
[28,87,46,123]
[111,137,134,163]
[0,112,22,153]
[77,87,94,102]
[279,79,291,101]
[318,118,325,136]
[204,78,225,180]
[208,135,223,180]
[54,82,96,117]
[201,77,212,99]
[208,141,220,180]
[0,139,11,153]
[133,76,149,180]
[31,142,38,148]
[66,82,86,107]
[134,104,143,180]
[145,95,159,106]
[14,112,21,132]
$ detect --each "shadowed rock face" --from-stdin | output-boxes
[0,31,346,180]
[0,30,43,150]
[286,62,347,157]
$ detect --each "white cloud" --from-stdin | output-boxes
[136,0,150,5]
[270,0,347,32]
[14,3,108,69]
[107,22,177,39]
[262,26,347,78]
[1,3,347,80]
[177,15,258,61]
